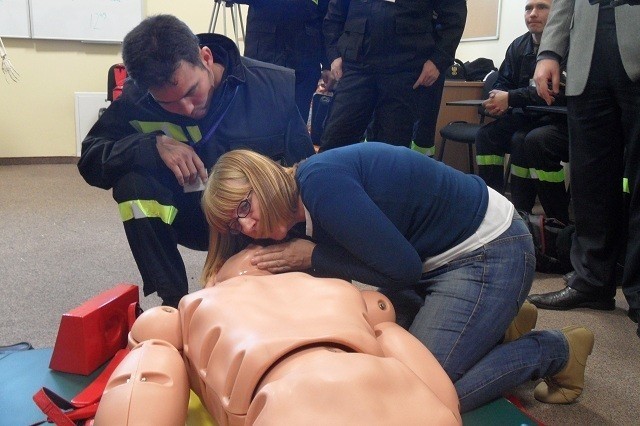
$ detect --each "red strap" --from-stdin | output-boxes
[32,388,77,426]
[32,348,130,423]
[71,348,129,406]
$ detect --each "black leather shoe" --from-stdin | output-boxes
[563,270,576,283]
[528,286,615,311]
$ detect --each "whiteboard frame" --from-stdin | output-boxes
[0,0,31,39]
[29,0,144,44]
[460,0,503,42]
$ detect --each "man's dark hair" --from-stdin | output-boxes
[122,14,203,92]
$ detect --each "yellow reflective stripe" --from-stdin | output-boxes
[411,141,435,157]
[312,0,318,4]
[186,126,203,143]
[623,178,630,194]
[476,154,504,166]
[129,121,189,142]
[118,200,178,225]
[534,168,565,183]
[510,164,532,178]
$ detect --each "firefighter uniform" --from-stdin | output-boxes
[78,33,315,306]
[320,0,467,151]
[475,32,570,224]
[238,0,329,122]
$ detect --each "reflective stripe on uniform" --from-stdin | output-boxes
[623,178,630,194]
[118,200,178,225]
[533,168,565,183]
[510,164,532,179]
[411,141,435,157]
[129,121,191,142]
[476,154,504,166]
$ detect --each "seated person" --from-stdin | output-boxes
[475,0,570,224]
[95,245,462,425]
[200,142,594,411]
[77,15,315,308]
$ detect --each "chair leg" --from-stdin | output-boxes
[437,138,447,162]
[504,155,512,194]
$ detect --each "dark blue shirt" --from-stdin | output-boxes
[296,142,488,288]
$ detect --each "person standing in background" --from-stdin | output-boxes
[529,0,640,339]
[319,0,467,152]
[236,0,331,122]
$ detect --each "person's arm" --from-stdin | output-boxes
[78,87,207,189]
[429,0,467,74]
[77,95,164,190]
[302,169,424,288]
[323,0,349,67]
[534,0,574,104]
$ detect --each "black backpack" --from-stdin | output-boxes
[463,58,498,82]
[519,211,575,274]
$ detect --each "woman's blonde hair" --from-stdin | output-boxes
[200,149,299,284]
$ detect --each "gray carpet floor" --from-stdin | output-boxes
[1,163,638,425]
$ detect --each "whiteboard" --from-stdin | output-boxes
[29,0,144,43]
[0,0,31,38]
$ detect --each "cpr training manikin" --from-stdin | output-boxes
[93,245,462,425]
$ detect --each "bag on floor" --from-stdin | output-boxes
[519,211,574,274]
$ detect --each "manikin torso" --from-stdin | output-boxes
[95,245,461,425]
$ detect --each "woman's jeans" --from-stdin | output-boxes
[383,214,569,412]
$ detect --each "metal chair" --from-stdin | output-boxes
[437,71,499,173]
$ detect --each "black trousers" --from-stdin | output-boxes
[475,113,570,223]
[566,12,640,314]
[319,65,419,151]
[112,168,208,307]
[294,66,322,123]
[413,73,446,154]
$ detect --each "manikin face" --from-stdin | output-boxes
[149,47,217,120]
[525,0,552,40]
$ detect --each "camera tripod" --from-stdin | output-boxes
[209,0,245,47]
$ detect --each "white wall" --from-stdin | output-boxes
[456,0,528,68]
[0,0,243,159]
[0,0,528,158]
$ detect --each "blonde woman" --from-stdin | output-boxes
[201,142,593,412]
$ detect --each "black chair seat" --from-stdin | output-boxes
[439,122,483,144]
[436,70,499,173]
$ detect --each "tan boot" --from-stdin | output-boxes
[503,300,538,343]
[534,326,595,404]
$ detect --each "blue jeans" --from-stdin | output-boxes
[382,215,569,412]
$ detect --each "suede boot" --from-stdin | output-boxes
[534,326,594,404]
[503,300,538,343]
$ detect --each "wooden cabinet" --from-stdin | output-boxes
[434,80,485,173]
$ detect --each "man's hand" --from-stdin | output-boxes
[156,134,208,187]
[321,69,338,92]
[251,239,316,273]
[533,59,560,105]
[482,90,509,116]
[413,60,440,89]
[330,57,343,82]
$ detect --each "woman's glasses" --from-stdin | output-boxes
[228,190,252,235]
